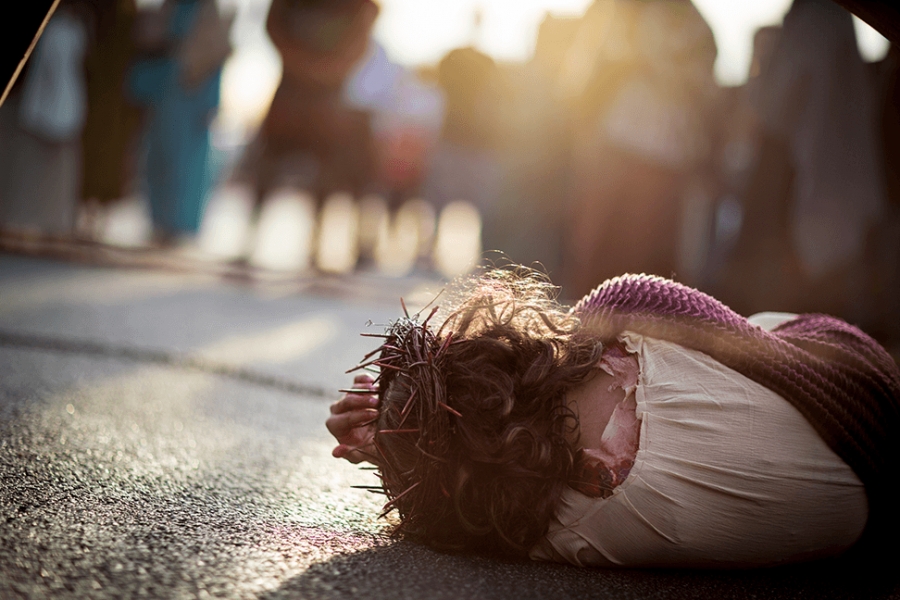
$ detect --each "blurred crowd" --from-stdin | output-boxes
[0,0,232,246]
[706,0,900,343]
[0,0,898,343]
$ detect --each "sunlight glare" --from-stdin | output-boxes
[317,193,360,274]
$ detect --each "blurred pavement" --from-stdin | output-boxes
[1,252,898,599]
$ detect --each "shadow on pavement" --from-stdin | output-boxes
[260,541,898,600]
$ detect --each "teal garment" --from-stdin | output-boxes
[130,0,221,236]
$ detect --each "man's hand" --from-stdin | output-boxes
[326,373,380,465]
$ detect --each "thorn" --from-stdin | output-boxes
[437,402,462,418]
[378,428,419,434]
[338,388,378,395]
[372,437,385,458]
[400,297,410,318]
[437,334,453,357]
[400,387,417,417]
[422,305,440,327]
[414,446,447,463]
[382,480,421,513]
[381,344,408,354]
[397,388,418,428]
[372,362,403,371]
[360,346,383,361]
[345,357,383,373]
[415,288,445,317]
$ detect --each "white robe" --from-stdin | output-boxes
[530,323,868,568]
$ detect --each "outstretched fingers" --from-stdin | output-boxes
[326,408,378,440]
[333,444,379,465]
[354,373,376,386]
[327,373,382,466]
[330,391,379,416]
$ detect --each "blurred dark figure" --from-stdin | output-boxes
[561,0,718,299]
[342,41,444,206]
[79,0,143,239]
[710,25,794,314]
[740,0,885,322]
[129,0,232,244]
[0,0,90,237]
[486,14,580,277]
[340,42,445,270]
[421,45,504,220]
[238,0,378,216]
[869,43,900,343]
[881,45,900,211]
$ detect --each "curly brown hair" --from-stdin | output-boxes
[365,267,603,554]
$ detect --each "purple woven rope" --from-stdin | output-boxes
[575,274,900,542]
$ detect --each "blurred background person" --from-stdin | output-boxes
[78,0,143,241]
[736,0,886,324]
[2,0,890,313]
[344,41,444,205]
[130,0,233,246]
[707,24,792,314]
[868,43,900,343]
[559,0,719,299]
[0,0,90,238]
[483,13,579,279]
[421,19,505,249]
[342,39,445,269]
[235,0,379,236]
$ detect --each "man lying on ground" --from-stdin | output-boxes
[327,267,900,568]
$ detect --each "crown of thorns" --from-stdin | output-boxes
[346,299,462,527]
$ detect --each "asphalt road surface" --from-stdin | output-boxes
[1,253,898,599]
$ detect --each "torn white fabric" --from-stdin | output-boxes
[531,332,868,568]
